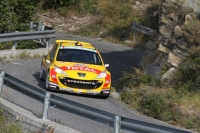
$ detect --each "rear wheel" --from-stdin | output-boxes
[100,91,110,99]
[39,65,45,81]
[45,72,50,90]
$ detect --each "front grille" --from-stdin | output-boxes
[59,77,103,89]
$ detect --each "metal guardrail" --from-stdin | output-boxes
[132,22,157,36]
[0,71,194,133]
[0,22,56,49]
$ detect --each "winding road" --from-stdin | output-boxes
[0,33,192,133]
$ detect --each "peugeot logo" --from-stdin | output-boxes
[78,73,86,77]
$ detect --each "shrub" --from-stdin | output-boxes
[140,0,164,30]
[0,0,39,33]
[0,42,12,50]
[75,0,142,43]
[170,67,198,90]
[0,111,22,133]
[42,0,80,10]
[138,92,175,121]
[120,89,142,110]
[17,41,39,49]
[182,18,200,46]
[115,71,139,90]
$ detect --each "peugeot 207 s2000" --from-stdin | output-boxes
[39,40,111,98]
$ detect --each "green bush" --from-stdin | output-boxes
[139,92,175,121]
[141,73,161,87]
[171,67,197,89]
[0,111,22,133]
[0,41,39,50]
[115,71,140,90]
[182,18,200,46]
[120,89,142,110]
[75,0,141,43]
[17,41,39,49]
[0,42,12,50]
[0,0,39,33]
[42,0,80,9]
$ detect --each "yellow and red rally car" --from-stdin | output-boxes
[39,40,111,98]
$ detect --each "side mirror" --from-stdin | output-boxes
[105,64,109,67]
[46,60,51,64]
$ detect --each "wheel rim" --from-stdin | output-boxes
[45,73,49,89]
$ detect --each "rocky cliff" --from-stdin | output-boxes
[139,0,200,82]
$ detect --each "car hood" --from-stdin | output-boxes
[54,61,106,79]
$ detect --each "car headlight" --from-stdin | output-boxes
[54,65,68,75]
[96,70,107,78]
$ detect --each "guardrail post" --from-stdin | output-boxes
[12,40,18,50]
[46,38,50,48]
[41,24,45,31]
[30,22,33,29]
[114,116,121,133]
[38,22,45,31]
[12,31,19,50]
[42,92,51,119]
[0,71,5,96]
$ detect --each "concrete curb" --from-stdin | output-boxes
[0,97,81,133]
[0,48,51,59]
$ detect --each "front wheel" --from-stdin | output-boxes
[39,65,45,81]
[45,72,50,90]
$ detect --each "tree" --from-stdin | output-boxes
[0,0,39,33]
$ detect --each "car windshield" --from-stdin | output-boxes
[56,49,103,65]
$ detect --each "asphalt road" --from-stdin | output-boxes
[0,33,192,133]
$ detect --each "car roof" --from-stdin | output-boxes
[56,40,96,50]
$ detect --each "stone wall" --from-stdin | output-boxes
[139,0,200,81]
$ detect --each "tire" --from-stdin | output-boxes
[39,65,45,81]
[100,92,110,99]
[45,72,50,90]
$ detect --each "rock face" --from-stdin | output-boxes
[139,0,200,80]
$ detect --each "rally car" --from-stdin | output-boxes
[39,40,111,98]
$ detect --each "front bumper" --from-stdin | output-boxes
[48,82,110,96]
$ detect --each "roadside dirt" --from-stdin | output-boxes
[37,12,96,34]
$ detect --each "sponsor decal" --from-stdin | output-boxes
[73,63,88,67]
[62,66,101,74]
[60,88,73,91]
[67,80,96,85]
[87,90,100,94]
[59,46,96,52]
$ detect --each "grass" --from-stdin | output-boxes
[182,18,200,46]
[0,107,55,133]
[0,109,23,133]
